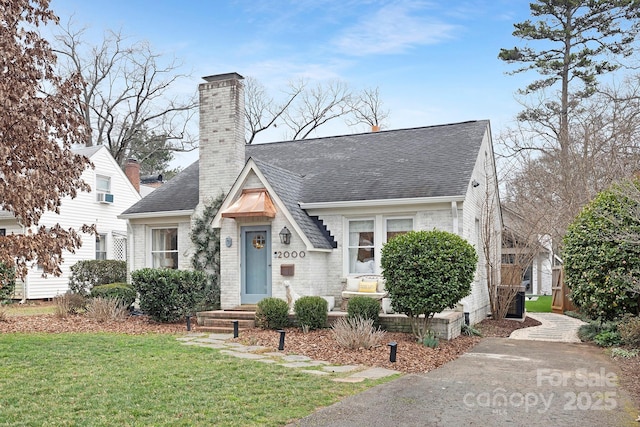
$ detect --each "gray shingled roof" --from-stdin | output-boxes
[120,121,489,246]
[246,121,488,203]
[120,162,199,215]
[253,159,334,249]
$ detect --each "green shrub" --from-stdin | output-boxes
[381,229,477,341]
[0,263,16,302]
[255,298,290,330]
[422,331,439,348]
[68,260,127,295]
[91,283,136,308]
[131,268,209,322]
[610,347,639,358]
[563,180,640,320]
[294,296,327,331]
[347,296,380,326]
[577,319,619,342]
[593,330,622,347]
[618,316,640,348]
[461,323,482,337]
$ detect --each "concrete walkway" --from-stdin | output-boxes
[288,314,639,426]
[176,333,399,382]
[509,312,587,343]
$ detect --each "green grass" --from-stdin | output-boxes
[0,333,384,426]
[525,295,552,313]
[1,302,56,316]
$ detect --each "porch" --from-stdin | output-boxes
[196,308,464,340]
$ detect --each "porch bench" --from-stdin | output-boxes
[340,275,387,310]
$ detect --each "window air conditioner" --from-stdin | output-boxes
[97,192,114,204]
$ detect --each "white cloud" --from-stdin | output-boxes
[332,1,458,56]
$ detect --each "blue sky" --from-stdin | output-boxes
[49,0,535,168]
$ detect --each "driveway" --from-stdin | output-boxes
[290,337,639,427]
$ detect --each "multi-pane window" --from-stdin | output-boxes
[347,217,414,275]
[151,228,178,269]
[385,218,413,242]
[96,234,107,260]
[348,220,375,274]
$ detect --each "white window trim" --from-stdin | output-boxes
[148,226,179,269]
[344,215,415,276]
[96,233,108,260]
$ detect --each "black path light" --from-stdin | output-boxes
[232,320,239,338]
[277,330,286,351]
[388,341,398,363]
[186,315,192,331]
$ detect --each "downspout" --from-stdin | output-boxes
[451,201,459,235]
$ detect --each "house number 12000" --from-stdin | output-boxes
[276,251,305,259]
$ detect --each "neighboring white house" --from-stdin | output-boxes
[120,72,502,325]
[501,207,555,295]
[1,145,141,300]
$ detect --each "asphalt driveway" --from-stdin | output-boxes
[289,338,639,427]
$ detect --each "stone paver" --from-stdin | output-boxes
[509,312,586,343]
[177,332,399,381]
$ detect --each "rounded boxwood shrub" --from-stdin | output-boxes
[381,229,477,341]
[91,283,136,308]
[564,180,640,320]
[347,296,380,326]
[255,297,290,329]
[131,268,208,322]
[294,296,327,331]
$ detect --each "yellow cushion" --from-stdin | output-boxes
[358,281,378,293]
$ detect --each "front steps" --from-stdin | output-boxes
[196,307,257,333]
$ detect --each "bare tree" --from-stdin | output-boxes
[244,77,390,143]
[0,0,94,278]
[501,75,640,246]
[347,87,389,130]
[244,77,304,144]
[52,23,198,169]
[281,80,353,140]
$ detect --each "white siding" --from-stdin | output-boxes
[19,147,141,299]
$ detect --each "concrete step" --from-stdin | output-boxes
[197,326,252,334]
[202,318,255,329]
[197,309,256,321]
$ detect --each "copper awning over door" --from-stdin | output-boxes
[221,188,276,218]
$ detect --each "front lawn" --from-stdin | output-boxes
[525,295,552,313]
[0,333,377,426]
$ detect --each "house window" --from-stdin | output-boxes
[385,218,413,242]
[151,228,178,269]
[0,229,5,237]
[96,234,107,260]
[348,220,375,274]
[347,216,415,275]
[96,175,111,202]
[96,175,111,192]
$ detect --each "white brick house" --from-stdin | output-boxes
[120,72,502,324]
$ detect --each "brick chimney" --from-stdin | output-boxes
[124,158,140,193]
[198,73,245,204]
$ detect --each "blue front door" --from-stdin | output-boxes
[241,226,271,304]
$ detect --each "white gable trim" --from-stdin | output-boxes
[118,209,194,220]
[212,159,326,251]
[299,195,466,210]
